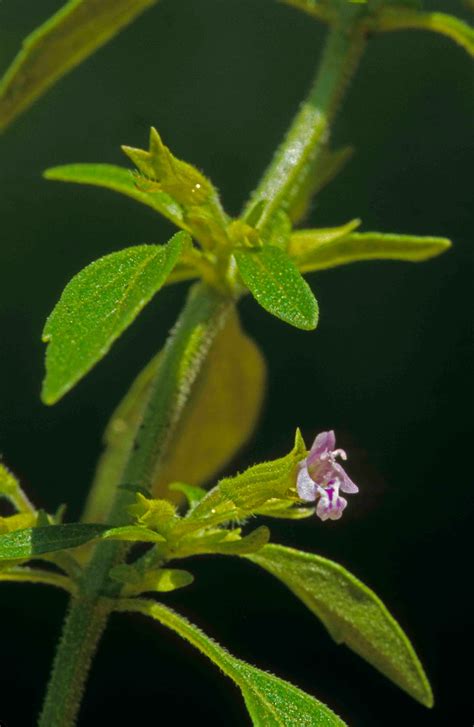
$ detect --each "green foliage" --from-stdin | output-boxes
[246,544,433,707]
[42,232,188,404]
[111,564,193,595]
[116,598,346,726]
[235,247,319,330]
[0,0,158,132]
[44,164,186,228]
[0,523,107,560]
[290,230,451,273]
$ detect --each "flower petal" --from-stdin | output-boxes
[334,462,359,493]
[296,465,317,501]
[308,430,336,464]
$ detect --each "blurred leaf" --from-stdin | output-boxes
[290,230,451,273]
[288,219,360,258]
[0,512,38,535]
[42,232,188,404]
[371,10,474,57]
[128,494,178,536]
[0,0,158,132]
[101,525,166,543]
[262,210,292,248]
[0,463,34,514]
[116,598,346,726]
[185,430,306,524]
[0,566,74,592]
[246,544,433,707]
[44,164,186,228]
[168,483,207,509]
[154,309,267,497]
[0,523,107,560]
[235,246,319,330]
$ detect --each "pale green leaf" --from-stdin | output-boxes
[42,231,188,404]
[168,483,207,509]
[0,566,74,593]
[111,565,193,594]
[116,598,346,726]
[44,164,186,228]
[0,0,158,132]
[371,10,474,57]
[246,544,433,708]
[174,525,270,559]
[290,231,451,273]
[101,525,165,543]
[235,246,319,330]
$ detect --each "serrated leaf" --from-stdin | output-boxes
[186,430,306,524]
[0,524,107,560]
[235,246,319,330]
[44,164,186,228]
[290,230,451,273]
[246,544,433,708]
[372,10,474,57]
[0,0,158,132]
[116,598,346,726]
[42,231,188,404]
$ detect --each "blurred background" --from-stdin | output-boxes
[0,0,472,724]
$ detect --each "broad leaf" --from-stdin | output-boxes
[290,230,451,273]
[116,598,346,726]
[0,0,158,132]
[246,544,433,707]
[83,309,266,522]
[44,164,186,228]
[0,524,107,560]
[42,232,188,404]
[235,246,319,330]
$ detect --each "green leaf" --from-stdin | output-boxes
[101,525,166,543]
[44,164,186,228]
[0,0,159,132]
[235,246,319,330]
[116,598,346,726]
[371,10,474,57]
[246,544,433,708]
[185,430,306,525]
[174,525,271,559]
[0,524,107,560]
[111,565,193,594]
[168,483,207,509]
[42,231,188,404]
[290,230,451,273]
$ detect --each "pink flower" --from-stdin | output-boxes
[297,431,358,521]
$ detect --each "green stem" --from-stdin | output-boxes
[39,283,231,726]
[245,21,366,229]
[39,19,368,727]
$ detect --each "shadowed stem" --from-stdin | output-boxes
[39,21,367,727]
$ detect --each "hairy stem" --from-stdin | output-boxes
[39,283,231,726]
[39,20,368,727]
[244,21,366,229]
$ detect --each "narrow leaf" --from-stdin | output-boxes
[0,0,158,132]
[372,10,474,57]
[42,231,188,404]
[291,231,451,273]
[101,525,165,543]
[116,598,346,726]
[246,544,433,708]
[0,524,107,560]
[0,566,74,592]
[44,164,186,228]
[235,246,319,330]
[168,483,207,509]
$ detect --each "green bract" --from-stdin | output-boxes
[42,232,188,404]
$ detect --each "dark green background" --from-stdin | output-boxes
[0,1,472,724]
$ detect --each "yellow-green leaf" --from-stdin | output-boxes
[42,232,188,404]
[116,598,346,726]
[290,230,451,273]
[371,10,474,57]
[0,0,159,132]
[235,246,319,330]
[44,164,186,228]
[246,544,433,708]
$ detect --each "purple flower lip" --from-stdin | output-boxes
[296,430,358,521]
